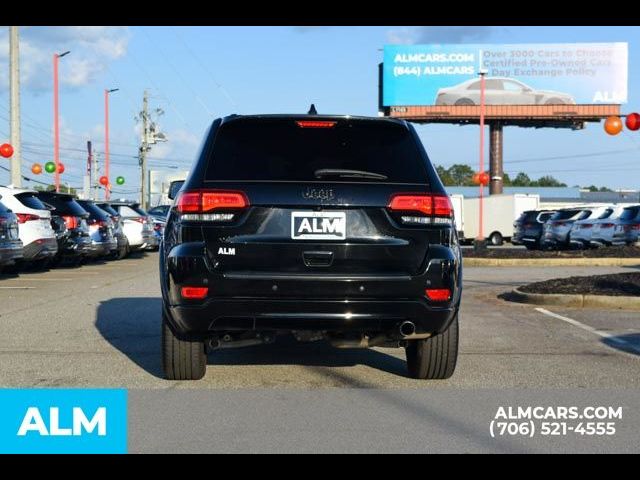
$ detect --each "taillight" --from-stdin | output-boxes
[89,218,108,228]
[388,194,453,225]
[132,217,145,224]
[425,288,452,302]
[62,215,79,229]
[602,223,614,228]
[631,224,640,231]
[16,213,40,224]
[181,286,208,300]
[581,224,593,229]
[295,120,336,128]
[551,221,566,227]
[176,190,249,222]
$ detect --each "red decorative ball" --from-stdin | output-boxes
[625,112,640,131]
[479,172,490,186]
[99,176,109,186]
[0,143,14,158]
[57,163,65,174]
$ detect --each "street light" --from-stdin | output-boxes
[104,88,119,200]
[53,50,70,193]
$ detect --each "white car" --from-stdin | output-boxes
[435,77,576,106]
[108,202,154,251]
[0,186,58,267]
[589,205,628,247]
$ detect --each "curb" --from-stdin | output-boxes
[464,257,640,267]
[509,287,640,310]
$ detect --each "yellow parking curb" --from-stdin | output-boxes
[463,257,640,267]
[509,287,640,310]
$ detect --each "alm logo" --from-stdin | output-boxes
[17,407,107,437]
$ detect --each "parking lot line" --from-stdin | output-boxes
[0,286,36,290]
[535,307,640,354]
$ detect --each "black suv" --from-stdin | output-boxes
[160,115,462,380]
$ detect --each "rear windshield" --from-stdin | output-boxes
[77,201,109,221]
[205,118,429,184]
[619,207,640,220]
[133,206,148,216]
[597,209,614,220]
[97,204,119,217]
[539,212,555,222]
[520,211,538,222]
[116,205,143,218]
[0,201,9,214]
[551,210,581,221]
[15,192,47,211]
[38,195,87,217]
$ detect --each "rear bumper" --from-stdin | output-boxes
[167,298,457,339]
[23,238,58,261]
[161,241,462,340]
[58,235,93,258]
[0,241,23,265]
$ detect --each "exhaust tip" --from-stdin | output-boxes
[399,321,416,337]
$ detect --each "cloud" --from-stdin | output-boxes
[0,26,130,92]
[386,26,495,45]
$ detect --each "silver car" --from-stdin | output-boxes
[435,77,576,106]
[611,205,640,246]
[542,208,590,249]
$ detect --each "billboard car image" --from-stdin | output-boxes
[435,77,576,106]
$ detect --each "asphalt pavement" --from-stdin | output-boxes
[0,253,639,389]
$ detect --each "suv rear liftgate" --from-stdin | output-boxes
[160,114,462,380]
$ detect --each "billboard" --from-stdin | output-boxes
[383,43,628,107]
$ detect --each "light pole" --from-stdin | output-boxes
[53,50,70,193]
[474,70,487,250]
[104,88,119,200]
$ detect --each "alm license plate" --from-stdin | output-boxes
[291,211,346,240]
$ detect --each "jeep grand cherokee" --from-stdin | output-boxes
[160,114,462,380]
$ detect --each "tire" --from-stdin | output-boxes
[405,314,459,380]
[162,310,206,380]
[489,232,503,246]
[454,98,475,106]
[118,241,130,260]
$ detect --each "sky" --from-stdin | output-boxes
[0,25,639,197]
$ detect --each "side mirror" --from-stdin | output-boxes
[168,180,185,201]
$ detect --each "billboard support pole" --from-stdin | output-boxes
[489,123,503,195]
[476,71,486,247]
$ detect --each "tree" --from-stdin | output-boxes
[511,172,532,187]
[448,164,475,186]
[435,165,453,186]
[536,175,567,187]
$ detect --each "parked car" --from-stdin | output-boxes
[569,205,619,249]
[37,192,92,266]
[435,77,575,106]
[95,202,130,260]
[542,208,594,249]
[611,205,640,246]
[0,200,23,271]
[591,205,629,247]
[107,201,154,252]
[0,186,58,270]
[147,205,171,222]
[150,217,164,250]
[160,113,462,381]
[512,209,556,250]
[76,200,118,259]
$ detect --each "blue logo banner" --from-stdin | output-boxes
[0,389,127,454]
[383,43,628,106]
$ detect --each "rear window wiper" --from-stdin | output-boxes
[314,169,388,181]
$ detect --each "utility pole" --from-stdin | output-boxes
[53,50,70,193]
[140,90,149,209]
[9,26,22,187]
[83,141,92,200]
[138,90,166,209]
[104,88,118,200]
[92,152,100,201]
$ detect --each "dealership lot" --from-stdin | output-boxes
[0,253,638,389]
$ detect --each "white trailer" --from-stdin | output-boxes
[449,194,464,239]
[462,194,540,245]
